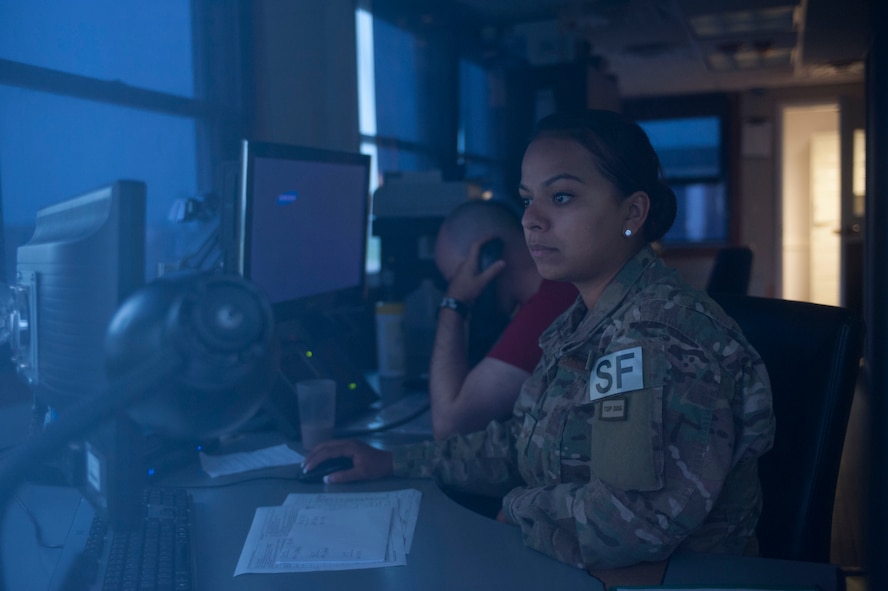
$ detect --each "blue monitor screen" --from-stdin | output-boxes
[237,141,370,317]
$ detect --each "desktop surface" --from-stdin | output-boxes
[177,453,842,591]
[5,455,844,591]
[3,406,843,591]
[182,474,599,591]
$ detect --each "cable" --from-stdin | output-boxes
[337,400,431,437]
[13,495,63,549]
[0,348,183,591]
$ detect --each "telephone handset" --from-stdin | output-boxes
[470,237,507,365]
[478,238,504,272]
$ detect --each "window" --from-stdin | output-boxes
[360,13,438,181]
[459,58,506,198]
[638,116,727,244]
[637,114,728,245]
[356,4,510,274]
[356,4,381,273]
[625,94,731,246]
[0,1,244,282]
[356,5,454,274]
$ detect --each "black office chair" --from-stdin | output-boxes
[711,293,864,563]
[707,246,754,295]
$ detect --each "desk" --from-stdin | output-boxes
[176,466,844,591]
[161,426,595,590]
[181,473,599,591]
[3,428,844,591]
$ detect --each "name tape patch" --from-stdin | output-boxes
[600,397,627,420]
[589,345,644,402]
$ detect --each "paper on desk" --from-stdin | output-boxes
[234,489,422,575]
[199,443,304,478]
[274,506,393,565]
[283,489,422,554]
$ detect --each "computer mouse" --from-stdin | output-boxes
[297,456,354,483]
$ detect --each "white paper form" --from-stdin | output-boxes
[199,444,304,478]
[284,490,422,554]
[274,506,392,565]
[234,489,422,575]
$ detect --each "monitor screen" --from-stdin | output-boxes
[13,180,146,411]
[236,141,371,319]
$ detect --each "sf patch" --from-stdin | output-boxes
[588,345,644,402]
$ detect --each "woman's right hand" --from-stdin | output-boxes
[301,439,394,484]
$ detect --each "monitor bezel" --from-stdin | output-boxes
[13,180,146,410]
[236,140,371,322]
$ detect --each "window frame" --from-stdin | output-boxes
[0,0,249,280]
[623,93,739,251]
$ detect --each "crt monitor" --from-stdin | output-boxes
[236,140,371,320]
[12,180,146,413]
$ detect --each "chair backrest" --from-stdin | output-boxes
[707,246,754,296]
[711,293,864,563]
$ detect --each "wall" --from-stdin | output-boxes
[251,0,360,152]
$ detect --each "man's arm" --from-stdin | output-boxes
[429,306,529,440]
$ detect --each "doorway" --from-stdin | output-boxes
[780,103,840,305]
[779,101,866,308]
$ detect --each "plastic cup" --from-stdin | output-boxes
[295,378,336,450]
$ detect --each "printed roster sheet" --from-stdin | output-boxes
[235,489,422,574]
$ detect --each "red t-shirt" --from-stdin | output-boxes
[486,280,578,373]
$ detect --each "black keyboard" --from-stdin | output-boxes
[84,488,194,591]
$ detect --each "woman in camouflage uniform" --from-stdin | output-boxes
[304,109,775,570]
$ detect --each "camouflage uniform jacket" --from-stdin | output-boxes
[392,246,775,569]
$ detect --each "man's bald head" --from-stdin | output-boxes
[439,200,522,253]
[434,200,524,280]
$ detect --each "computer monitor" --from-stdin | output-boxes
[236,140,371,321]
[12,180,146,412]
[232,141,378,433]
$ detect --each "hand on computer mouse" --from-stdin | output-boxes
[301,439,394,484]
[297,456,354,483]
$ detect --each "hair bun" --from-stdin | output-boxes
[645,182,677,242]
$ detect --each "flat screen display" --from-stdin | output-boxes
[237,141,370,316]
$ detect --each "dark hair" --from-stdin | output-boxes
[529,109,677,243]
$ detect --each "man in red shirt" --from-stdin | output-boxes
[430,200,576,440]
